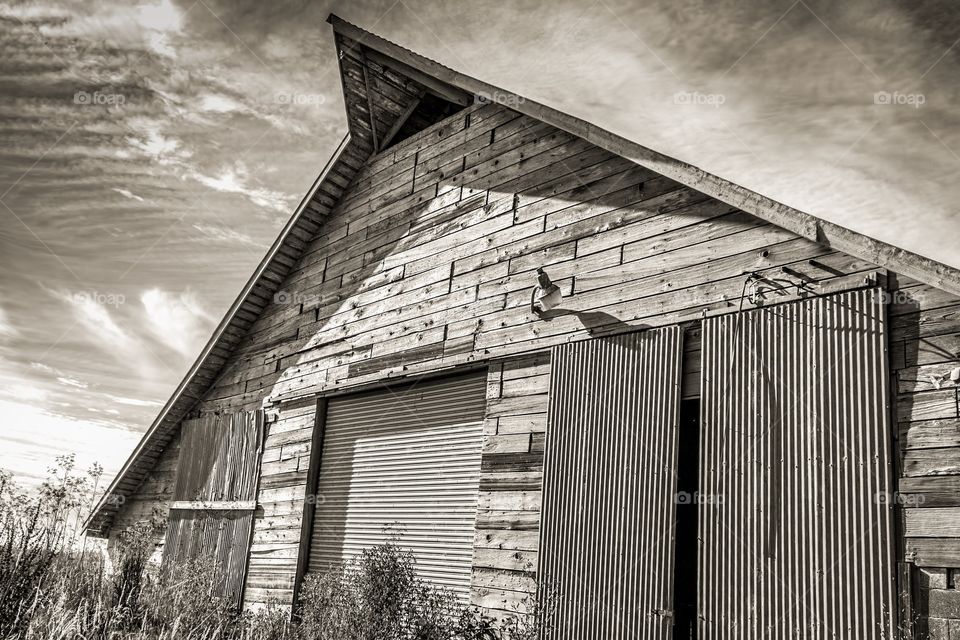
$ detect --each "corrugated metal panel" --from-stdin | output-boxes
[539,327,683,640]
[161,411,264,606]
[699,288,896,639]
[163,510,254,603]
[172,411,263,502]
[308,371,486,601]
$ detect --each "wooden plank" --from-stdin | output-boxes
[900,476,960,508]
[902,448,960,477]
[904,508,960,537]
[478,490,541,511]
[903,332,960,367]
[471,567,536,592]
[898,363,960,393]
[899,418,960,450]
[170,501,256,511]
[897,391,959,424]
[363,48,472,107]
[906,537,960,567]
[471,547,537,572]
[496,414,547,435]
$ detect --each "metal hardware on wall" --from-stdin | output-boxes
[531,267,563,315]
[539,326,683,640]
[699,287,897,639]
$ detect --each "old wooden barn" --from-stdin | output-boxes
[85,15,960,640]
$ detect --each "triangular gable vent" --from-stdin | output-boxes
[332,18,471,155]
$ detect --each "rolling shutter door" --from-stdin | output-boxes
[699,288,896,638]
[307,371,486,601]
[539,327,683,640]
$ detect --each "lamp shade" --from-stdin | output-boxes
[532,267,563,313]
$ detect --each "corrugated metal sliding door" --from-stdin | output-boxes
[307,371,486,601]
[161,411,264,605]
[539,327,683,640]
[699,287,896,638]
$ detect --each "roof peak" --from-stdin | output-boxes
[325,12,960,297]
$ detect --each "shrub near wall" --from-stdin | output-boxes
[0,457,551,640]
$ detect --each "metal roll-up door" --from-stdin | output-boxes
[307,371,486,601]
[539,327,683,640]
[699,288,896,639]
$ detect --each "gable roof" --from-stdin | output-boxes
[85,14,960,536]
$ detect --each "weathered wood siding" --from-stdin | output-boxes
[890,278,960,637]
[245,396,316,605]
[107,429,181,565]
[474,353,549,620]
[112,100,898,612]
[197,102,881,418]
[203,101,885,609]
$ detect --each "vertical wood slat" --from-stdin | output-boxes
[162,411,264,606]
[539,326,683,640]
[698,288,897,639]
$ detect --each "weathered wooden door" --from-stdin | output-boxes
[539,327,683,640]
[698,288,896,638]
[161,411,264,605]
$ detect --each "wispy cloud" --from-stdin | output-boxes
[140,288,215,357]
[48,288,171,380]
[106,394,162,408]
[188,162,293,212]
[197,93,246,113]
[191,223,259,246]
[125,122,191,165]
[0,302,16,338]
[34,0,186,58]
[56,375,88,389]
[112,188,144,202]
[58,290,137,353]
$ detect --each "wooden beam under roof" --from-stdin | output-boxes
[359,49,380,152]
[378,91,423,150]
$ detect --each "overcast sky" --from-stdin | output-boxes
[1,0,958,489]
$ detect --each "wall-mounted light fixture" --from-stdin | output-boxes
[531,267,563,315]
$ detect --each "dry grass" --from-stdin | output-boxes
[0,458,551,640]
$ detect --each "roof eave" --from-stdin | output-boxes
[84,134,353,536]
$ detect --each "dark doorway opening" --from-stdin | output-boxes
[673,398,700,640]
